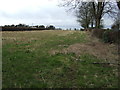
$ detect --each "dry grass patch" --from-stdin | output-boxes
[57,30,75,36]
[49,33,118,64]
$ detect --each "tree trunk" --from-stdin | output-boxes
[95,18,101,28]
[92,2,104,29]
[91,21,94,28]
[86,23,89,29]
[95,13,102,29]
[117,1,120,9]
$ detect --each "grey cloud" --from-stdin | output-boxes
[0,5,79,29]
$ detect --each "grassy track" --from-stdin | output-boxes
[2,30,118,88]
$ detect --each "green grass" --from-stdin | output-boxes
[2,30,118,88]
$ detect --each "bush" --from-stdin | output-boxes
[92,29,120,44]
[102,30,111,43]
[108,30,119,43]
[92,29,105,38]
[46,25,55,30]
[80,29,84,31]
[103,30,119,43]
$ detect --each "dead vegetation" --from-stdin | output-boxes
[49,32,119,64]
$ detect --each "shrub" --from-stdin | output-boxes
[108,30,119,43]
[46,25,55,30]
[102,30,111,43]
[92,29,120,44]
[92,29,105,39]
[80,29,84,31]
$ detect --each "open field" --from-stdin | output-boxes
[2,30,118,88]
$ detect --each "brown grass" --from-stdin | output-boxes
[49,32,118,64]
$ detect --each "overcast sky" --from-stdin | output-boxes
[0,0,114,29]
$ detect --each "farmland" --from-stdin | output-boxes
[2,30,118,88]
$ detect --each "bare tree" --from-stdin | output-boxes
[112,0,120,30]
[76,2,94,29]
[59,0,117,28]
[76,2,90,28]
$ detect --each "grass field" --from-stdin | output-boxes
[2,30,118,88]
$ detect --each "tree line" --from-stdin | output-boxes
[2,24,58,31]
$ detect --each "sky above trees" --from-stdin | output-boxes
[0,0,114,29]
